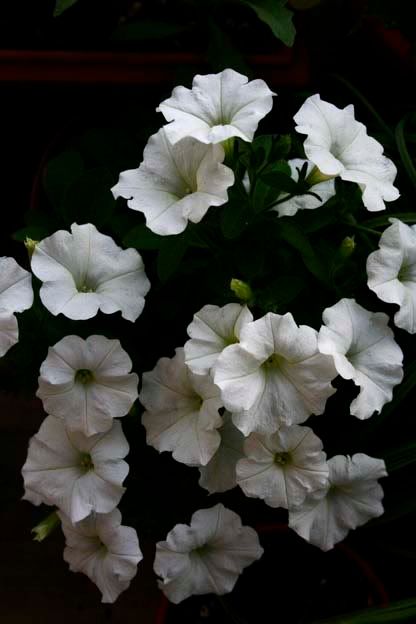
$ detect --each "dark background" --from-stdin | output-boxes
[1,1,416,622]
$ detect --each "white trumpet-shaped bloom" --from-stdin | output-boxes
[271,159,336,217]
[37,335,139,436]
[294,94,399,212]
[112,129,234,236]
[198,412,245,494]
[214,312,337,436]
[184,303,253,376]
[31,223,150,321]
[318,298,403,420]
[140,348,223,466]
[0,257,33,356]
[157,69,275,145]
[59,508,142,603]
[22,416,129,523]
[367,218,416,334]
[154,503,263,604]
[237,425,328,509]
[289,453,387,551]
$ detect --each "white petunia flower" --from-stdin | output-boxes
[22,416,129,523]
[289,453,387,551]
[112,129,234,236]
[236,425,328,509]
[157,68,275,145]
[214,312,337,436]
[318,298,403,420]
[294,94,399,212]
[271,158,336,217]
[367,218,416,334]
[198,412,245,494]
[0,257,33,356]
[37,334,138,436]
[59,508,142,603]
[30,223,150,321]
[184,303,253,376]
[140,348,223,466]
[154,503,263,604]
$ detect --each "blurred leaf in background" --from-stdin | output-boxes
[243,0,296,46]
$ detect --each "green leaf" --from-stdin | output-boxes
[43,150,85,211]
[312,598,416,623]
[261,169,297,194]
[278,221,328,283]
[112,20,188,41]
[244,0,296,47]
[60,167,116,228]
[54,0,80,17]
[384,441,416,472]
[220,200,251,239]
[157,234,189,282]
[396,115,416,190]
[256,275,305,312]
[207,21,250,75]
[123,224,165,250]
[13,225,50,242]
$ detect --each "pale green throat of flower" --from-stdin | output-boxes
[75,369,94,384]
[274,452,291,466]
[79,453,94,472]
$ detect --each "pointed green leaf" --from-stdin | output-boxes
[244,0,296,47]
[54,0,80,17]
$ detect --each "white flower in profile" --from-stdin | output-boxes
[237,425,328,509]
[271,158,336,217]
[294,94,399,212]
[198,412,245,494]
[184,303,253,376]
[289,453,387,551]
[213,312,337,436]
[367,218,416,334]
[59,508,142,603]
[154,503,263,604]
[318,298,403,420]
[22,416,129,523]
[140,348,223,466]
[0,257,33,356]
[30,223,150,321]
[112,129,234,236]
[157,68,275,145]
[37,335,138,437]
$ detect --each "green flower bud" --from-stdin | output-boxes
[230,278,253,303]
[339,236,356,258]
[32,511,60,542]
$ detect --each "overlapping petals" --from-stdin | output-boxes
[59,508,142,603]
[37,335,139,436]
[367,218,416,333]
[198,412,245,494]
[289,454,387,551]
[140,348,223,466]
[154,503,263,604]
[0,257,33,356]
[157,69,275,145]
[318,298,403,419]
[22,416,129,523]
[214,312,337,436]
[31,223,150,321]
[184,303,253,376]
[271,158,336,217]
[294,94,399,212]
[112,129,234,236]
[236,425,328,509]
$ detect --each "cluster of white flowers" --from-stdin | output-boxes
[3,67,411,607]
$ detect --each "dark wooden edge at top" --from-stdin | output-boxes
[0,48,310,86]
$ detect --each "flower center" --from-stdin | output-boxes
[78,283,95,293]
[264,353,285,368]
[398,263,413,282]
[193,543,212,557]
[274,452,291,466]
[75,369,94,385]
[79,452,94,472]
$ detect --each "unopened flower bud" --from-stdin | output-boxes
[339,236,356,258]
[24,237,39,258]
[230,278,253,303]
[31,511,60,542]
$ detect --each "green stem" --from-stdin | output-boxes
[396,116,416,190]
